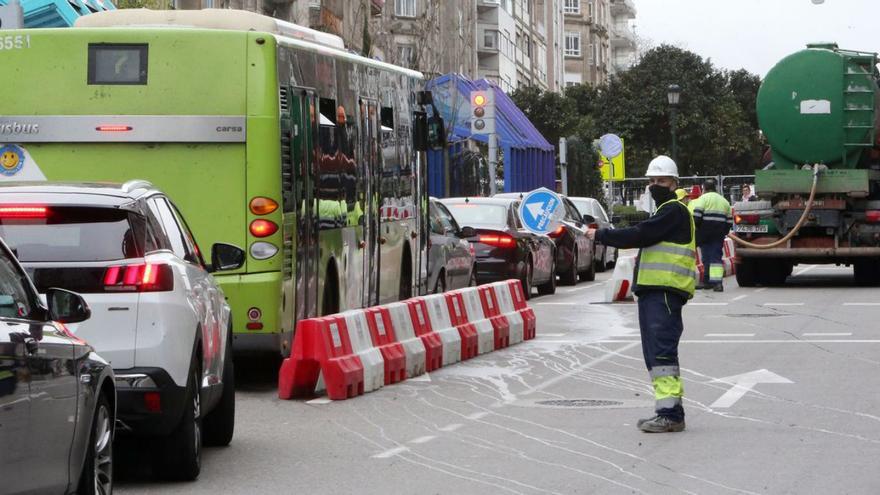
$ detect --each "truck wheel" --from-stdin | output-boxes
[735,258,757,287]
[156,362,202,481]
[853,260,880,287]
[761,260,789,286]
[203,333,235,447]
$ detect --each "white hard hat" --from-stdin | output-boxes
[645,155,679,178]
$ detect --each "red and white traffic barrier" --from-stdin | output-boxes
[278,281,536,401]
[605,255,635,302]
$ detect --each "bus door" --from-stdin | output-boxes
[291,88,320,320]
[359,98,381,307]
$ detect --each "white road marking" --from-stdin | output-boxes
[705,333,755,337]
[408,373,432,382]
[540,333,567,337]
[843,302,880,306]
[410,435,437,444]
[803,332,852,337]
[439,423,463,432]
[564,283,601,292]
[372,446,409,459]
[732,295,748,302]
[534,302,579,306]
[763,302,804,306]
[306,397,332,405]
[690,302,729,306]
[710,369,793,408]
[755,288,767,293]
[466,411,490,420]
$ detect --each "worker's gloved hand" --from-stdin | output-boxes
[586,228,597,241]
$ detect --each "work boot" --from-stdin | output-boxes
[636,415,659,428]
[638,415,685,433]
[713,284,724,292]
[695,283,709,290]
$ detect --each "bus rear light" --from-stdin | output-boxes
[735,214,760,225]
[246,322,264,330]
[866,210,880,223]
[478,234,516,248]
[250,242,278,260]
[249,219,278,237]
[104,263,173,292]
[95,125,133,132]
[0,206,48,218]
[249,197,279,215]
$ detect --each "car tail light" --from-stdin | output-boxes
[144,392,161,413]
[250,219,278,237]
[249,197,279,215]
[548,225,566,238]
[103,263,173,292]
[478,234,516,248]
[588,223,599,229]
[735,214,759,225]
[866,210,880,223]
[0,206,48,218]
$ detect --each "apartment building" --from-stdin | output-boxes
[561,0,635,86]
[370,0,478,80]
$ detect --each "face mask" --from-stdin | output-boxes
[649,184,675,204]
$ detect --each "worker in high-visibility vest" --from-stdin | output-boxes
[587,155,695,433]
[688,179,732,291]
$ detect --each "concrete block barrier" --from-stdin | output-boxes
[605,255,636,302]
[278,280,537,401]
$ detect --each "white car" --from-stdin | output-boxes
[0,181,242,481]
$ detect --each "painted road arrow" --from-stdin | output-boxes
[710,369,793,408]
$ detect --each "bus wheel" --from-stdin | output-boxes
[322,265,339,315]
[399,249,412,300]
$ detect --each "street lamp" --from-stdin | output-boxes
[667,84,681,163]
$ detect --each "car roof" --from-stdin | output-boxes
[441,197,516,206]
[0,181,158,208]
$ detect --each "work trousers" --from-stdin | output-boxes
[700,238,724,286]
[637,289,686,422]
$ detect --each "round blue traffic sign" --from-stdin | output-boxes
[518,188,564,235]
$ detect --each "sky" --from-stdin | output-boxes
[633,0,879,77]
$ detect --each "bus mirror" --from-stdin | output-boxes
[414,111,429,152]
[427,116,445,151]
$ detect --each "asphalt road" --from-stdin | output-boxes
[116,262,880,494]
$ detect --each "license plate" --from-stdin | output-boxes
[735,224,768,233]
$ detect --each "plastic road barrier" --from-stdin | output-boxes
[606,255,636,302]
[278,281,536,401]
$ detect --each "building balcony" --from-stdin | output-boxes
[610,23,636,48]
[478,0,500,13]
[610,0,636,19]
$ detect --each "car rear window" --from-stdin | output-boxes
[0,207,145,262]
[571,200,596,218]
[444,203,508,229]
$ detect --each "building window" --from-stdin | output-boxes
[588,0,594,18]
[397,44,415,68]
[563,0,580,14]
[564,32,581,57]
[591,43,598,65]
[483,30,499,50]
[395,0,416,17]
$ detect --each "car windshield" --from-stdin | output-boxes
[0,206,144,262]
[444,203,508,229]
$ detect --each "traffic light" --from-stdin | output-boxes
[470,90,495,135]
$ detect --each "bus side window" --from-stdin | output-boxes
[380,106,398,220]
[317,97,343,229]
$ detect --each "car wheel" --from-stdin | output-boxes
[537,259,557,295]
[579,249,596,282]
[607,248,617,269]
[468,267,477,287]
[560,251,578,286]
[203,332,235,447]
[520,261,533,300]
[78,393,113,495]
[157,361,202,481]
[595,246,608,273]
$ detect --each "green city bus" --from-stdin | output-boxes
[0,9,437,356]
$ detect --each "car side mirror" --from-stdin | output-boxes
[458,226,477,238]
[582,214,596,225]
[611,215,621,224]
[46,288,91,324]
[211,243,245,273]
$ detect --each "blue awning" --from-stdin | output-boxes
[1,0,115,28]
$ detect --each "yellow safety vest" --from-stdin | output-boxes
[636,198,697,298]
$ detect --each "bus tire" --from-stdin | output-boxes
[322,262,339,316]
[399,246,412,300]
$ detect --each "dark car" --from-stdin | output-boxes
[495,192,596,284]
[569,197,618,271]
[428,198,476,293]
[440,197,556,299]
[0,236,115,494]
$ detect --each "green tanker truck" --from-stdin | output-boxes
[732,43,880,286]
